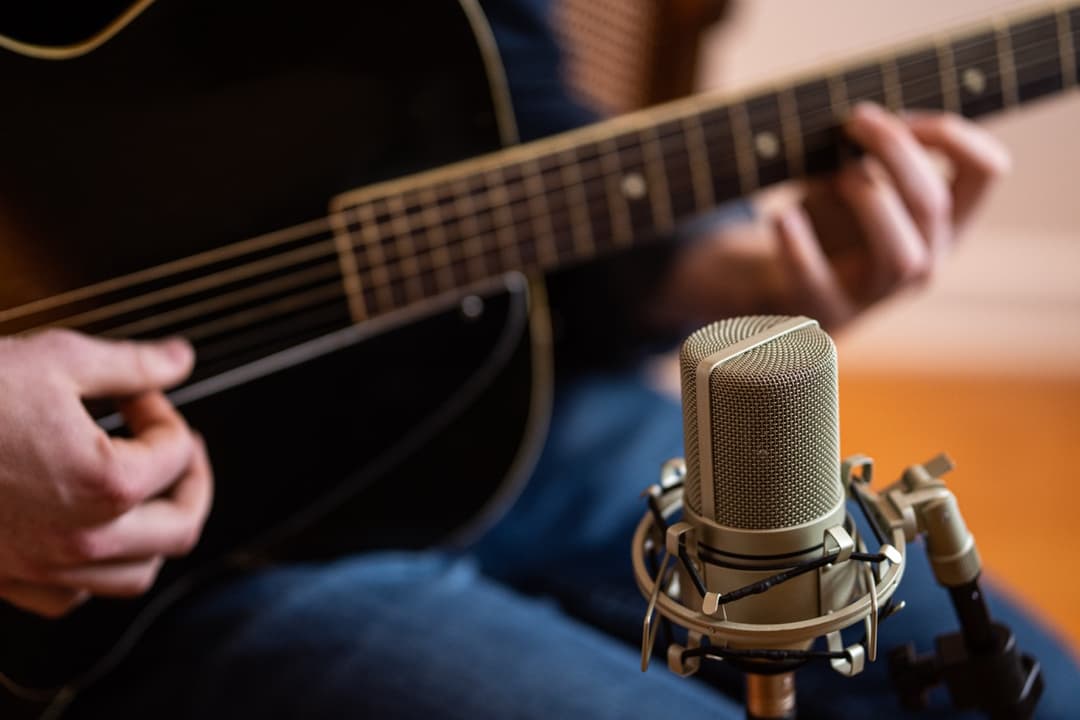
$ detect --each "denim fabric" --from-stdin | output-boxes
[68,371,1079,719]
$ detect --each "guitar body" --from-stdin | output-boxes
[0,0,550,696]
[4,0,1074,706]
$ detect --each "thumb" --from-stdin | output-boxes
[35,330,194,397]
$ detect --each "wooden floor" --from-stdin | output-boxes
[839,373,1080,658]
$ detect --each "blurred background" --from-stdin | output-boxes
[558,0,1080,654]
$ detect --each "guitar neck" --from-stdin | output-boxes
[333,3,1078,322]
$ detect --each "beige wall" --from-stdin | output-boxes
[698,0,1080,375]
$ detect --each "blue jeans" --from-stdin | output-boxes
[69,371,1080,718]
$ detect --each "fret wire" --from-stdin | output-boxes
[355,158,629,296]
[611,133,658,238]
[951,29,1005,117]
[640,126,675,234]
[534,156,578,260]
[365,134,691,287]
[352,33,1062,287]
[995,20,1021,106]
[419,184,462,293]
[699,31,1054,144]
[882,55,904,110]
[354,201,394,313]
[448,176,489,285]
[681,112,716,212]
[497,166,547,269]
[386,191,436,300]
[356,33,1062,282]
[520,158,559,268]
[418,185,456,293]
[329,208,367,323]
[558,146,596,258]
[744,93,791,187]
[776,86,806,178]
[935,37,962,113]
[892,47,943,112]
[826,72,849,116]
[352,29,1064,295]
[1059,4,1078,88]
[23,23,1071,341]
[484,166,526,272]
[842,63,888,108]
[651,122,697,221]
[598,137,634,247]
[385,194,425,303]
[728,101,759,195]
[1010,15,1066,102]
[570,155,608,253]
[270,40,1080,312]
[365,33,1062,264]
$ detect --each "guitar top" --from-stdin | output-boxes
[0,0,554,708]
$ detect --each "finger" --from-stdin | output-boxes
[43,557,164,598]
[32,330,194,398]
[75,434,213,560]
[834,158,932,299]
[0,581,89,619]
[904,112,1011,231]
[846,103,952,259]
[774,207,856,329]
[92,392,197,511]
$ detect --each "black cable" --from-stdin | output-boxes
[710,553,837,607]
[683,644,854,664]
[646,493,668,536]
[852,482,890,548]
[677,544,710,599]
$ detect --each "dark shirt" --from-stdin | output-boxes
[481,0,690,372]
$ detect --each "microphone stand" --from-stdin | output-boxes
[745,671,796,720]
[850,454,1044,719]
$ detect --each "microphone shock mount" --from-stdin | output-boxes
[632,453,1044,719]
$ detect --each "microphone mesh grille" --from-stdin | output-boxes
[680,316,841,530]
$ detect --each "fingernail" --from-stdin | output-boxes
[155,338,194,367]
[852,101,883,120]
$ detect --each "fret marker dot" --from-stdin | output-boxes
[962,67,987,95]
[754,132,780,160]
[461,295,484,320]
[621,173,648,200]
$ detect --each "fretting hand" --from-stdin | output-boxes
[647,103,1011,331]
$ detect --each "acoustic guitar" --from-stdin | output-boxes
[0,0,1076,714]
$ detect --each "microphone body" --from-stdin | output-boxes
[677,316,859,637]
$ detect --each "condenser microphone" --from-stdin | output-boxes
[676,315,854,629]
[631,316,1043,718]
[631,316,908,717]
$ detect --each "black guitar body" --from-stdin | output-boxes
[0,0,545,699]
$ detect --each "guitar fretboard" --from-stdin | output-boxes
[3,3,1076,388]
[333,3,1079,322]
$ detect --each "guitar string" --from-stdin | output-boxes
[2,30,1065,332]
[3,28,1065,331]
[3,33,1072,340]
[0,216,336,326]
[19,42,1072,344]
[9,35,1070,378]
